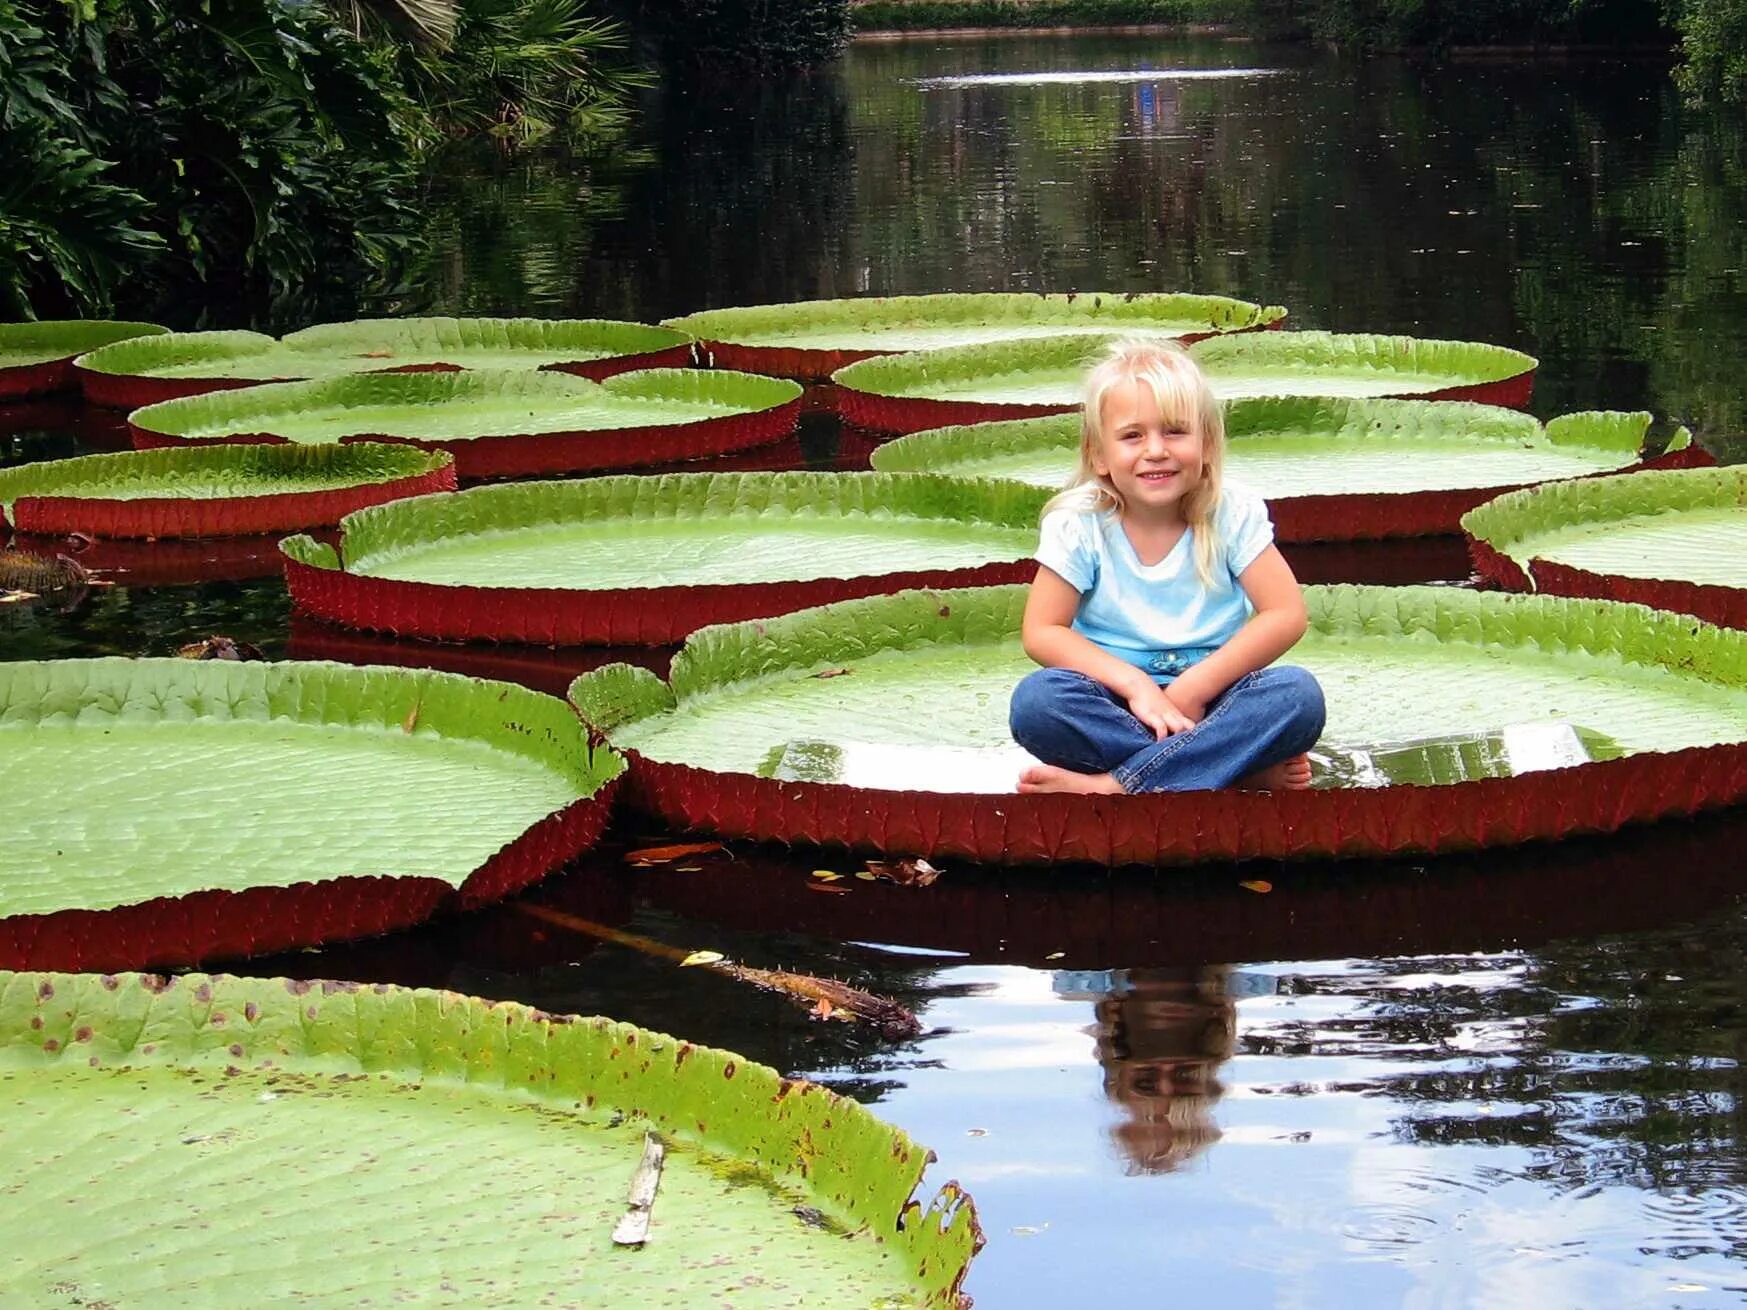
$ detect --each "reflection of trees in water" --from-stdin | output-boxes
[1080,966,1234,1173]
[1239,901,1747,1199]
[414,36,1746,451]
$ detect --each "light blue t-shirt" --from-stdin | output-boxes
[1033,481,1275,680]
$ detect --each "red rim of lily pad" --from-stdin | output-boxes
[0,446,456,541]
[0,659,623,973]
[281,472,1043,646]
[569,585,1747,867]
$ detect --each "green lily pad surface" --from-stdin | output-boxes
[0,320,166,371]
[335,473,1040,589]
[595,585,1747,785]
[131,369,797,444]
[0,659,616,921]
[835,331,1537,407]
[282,473,1044,644]
[0,971,979,1308]
[871,402,1654,495]
[0,444,449,515]
[78,317,691,382]
[1465,466,1747,587]
[666,292,1284,359]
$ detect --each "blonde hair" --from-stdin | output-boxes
[1043,337,1226,585]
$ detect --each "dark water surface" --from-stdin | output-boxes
[7,33,1747,1308]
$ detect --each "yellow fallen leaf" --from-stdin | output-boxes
[680,950,725,967]
[1239,879,1273,894]
[810,869,842,881]
[854,871,877,881]
[1045,951,1065,960]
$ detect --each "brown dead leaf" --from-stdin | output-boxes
[625,841,725,865]
[1239,879,1273,894]
[360,350,395,359]
[805,881,851,895]
[402,700,421,734]
[810,667,854,679]
[865,857,942,887]
[810,998,836,1020]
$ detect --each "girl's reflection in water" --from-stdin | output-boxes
[1064,965,1235,1173]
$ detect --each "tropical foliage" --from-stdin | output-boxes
[0,0,422,320]
[0,0,642,321]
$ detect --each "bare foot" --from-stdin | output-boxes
[1237,753,1313,792]
[1017,764,1126,795]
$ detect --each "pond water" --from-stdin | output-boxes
[7,30,1747,1308]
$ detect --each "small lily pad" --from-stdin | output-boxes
[0,321,166,399]
[0,658,621,970]
[833,331,1539,433]
[871,403,1687,540]
[0,443,454,539]
[281,471,1042,645]
[1464,465,1747,629]
[128,368,802,479]
[665,292,1285,380]
[75,316,696,407]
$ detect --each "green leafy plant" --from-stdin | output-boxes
[399,0,649,145]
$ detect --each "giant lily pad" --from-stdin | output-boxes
[74,317,696,408]
[833,331,1539,434]
[128,369,803,479]
[1464,466,1747,630]
[282,472,1043,645]
[0,443,454,539]
[665,292,1287,381]
[0,971,980,1307]
[0,659,620,971]
[570,584,1747,865]
[0,321,166,399]
[871,403,1704,540]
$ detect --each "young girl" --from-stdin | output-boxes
[1010,337,1325,794]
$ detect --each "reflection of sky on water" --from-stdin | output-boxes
[843,949,1747,1308]
[914,68,1291,87]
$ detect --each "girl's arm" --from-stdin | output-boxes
[1163,544,1308,721]
[1022,565,1195,738]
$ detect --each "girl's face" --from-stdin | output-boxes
[1092,377,1205,520]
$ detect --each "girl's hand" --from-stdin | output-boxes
[1128,681,1197,739]
[1163,681,1209,725]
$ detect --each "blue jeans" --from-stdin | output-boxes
[1009,665,1327,793]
